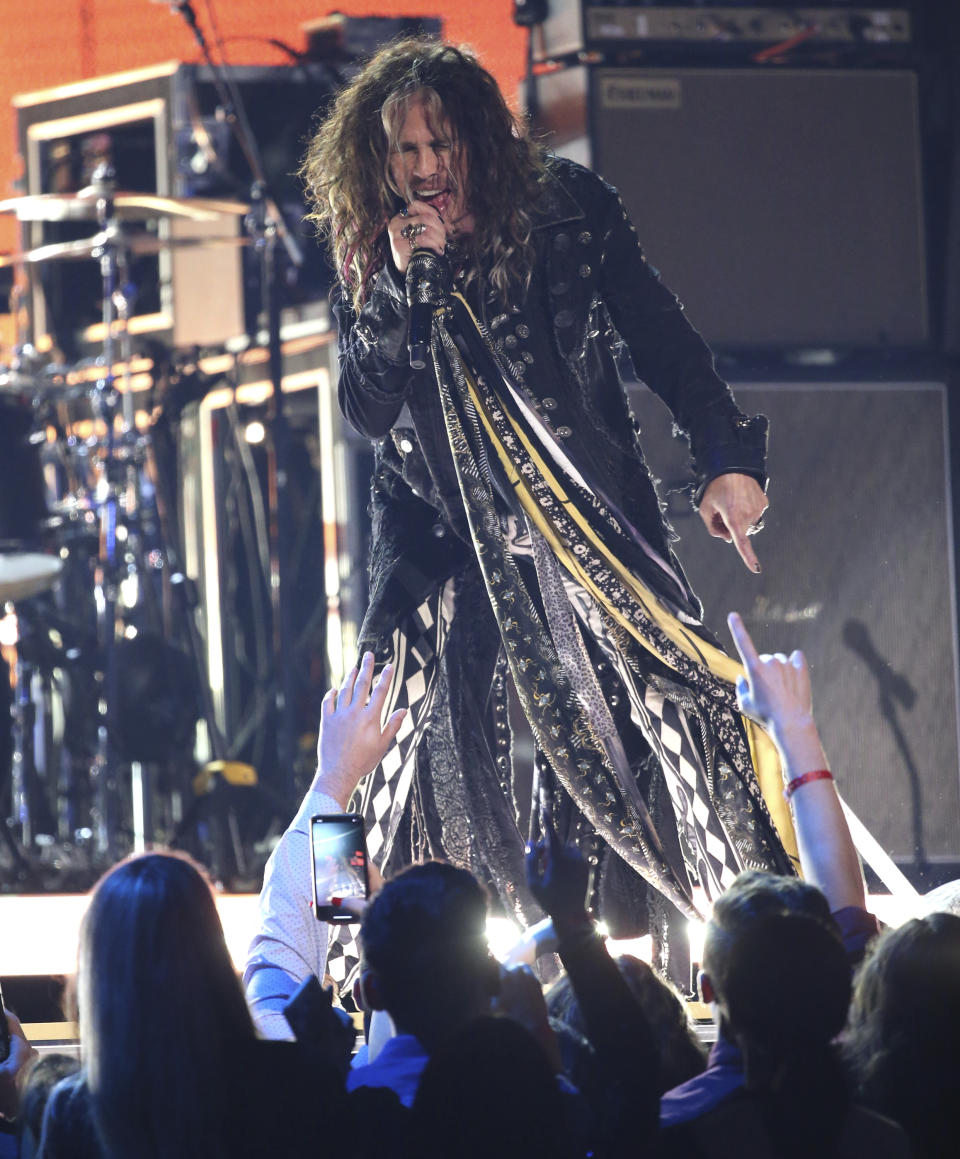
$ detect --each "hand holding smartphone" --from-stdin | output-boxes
[310,813,370,923]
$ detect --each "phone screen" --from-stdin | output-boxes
[310,814,369,923]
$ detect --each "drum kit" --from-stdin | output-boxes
[0,172,250,885]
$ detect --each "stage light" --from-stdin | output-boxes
[486,915,523,962]
[605,933,653,964]
[0,893,261,976]
[688,918,706,966]
[0,612,17,648]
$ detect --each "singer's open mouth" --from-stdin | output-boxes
[417,187,451,217]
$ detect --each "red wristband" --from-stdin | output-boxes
[784,769,833,800]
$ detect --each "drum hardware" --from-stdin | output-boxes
[0,189,248,223]
[0,227,252,268]
[1,51,316,885]
[0,172,224,872]
[158,0,306,812]
[0,393,64,605]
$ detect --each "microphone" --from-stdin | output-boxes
[405,249,450,370]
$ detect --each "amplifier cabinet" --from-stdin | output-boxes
[539,66,929,350]
[630,379,960,880]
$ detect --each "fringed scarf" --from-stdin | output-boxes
[414,254,797,917]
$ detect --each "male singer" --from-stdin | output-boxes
[300,38,794,967]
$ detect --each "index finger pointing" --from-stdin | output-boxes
[730,523,761,574]
[727,611,761,673]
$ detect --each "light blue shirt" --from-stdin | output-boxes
[346,1033,430,1107]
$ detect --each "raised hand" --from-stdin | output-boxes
[525,813,591,934]
[727,611,814,744]
[727,612,865,910]
[315,652,406,809]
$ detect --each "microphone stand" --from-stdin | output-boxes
[842,619,926,871]
[167,0,302,805]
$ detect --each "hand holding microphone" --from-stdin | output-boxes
[386,200,452,368]
[405,248,451,370]
[387,198,448,275]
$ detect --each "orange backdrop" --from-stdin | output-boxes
[0,1,526,259]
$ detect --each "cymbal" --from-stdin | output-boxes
[0,190,249,223]
[0,364,92,401]
[0,552,63,603]
[0,229,251,267]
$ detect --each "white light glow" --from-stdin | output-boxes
[0,893,261,976]
[119,574,139,608]
[486,916,524,963]
[244,420,266,445]
[0,612,18,648]
[867,893,921,929]
[0,890,927,984]
[687,919,706,965]
[605,933,653,964]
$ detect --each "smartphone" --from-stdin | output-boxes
[310,813,369,923]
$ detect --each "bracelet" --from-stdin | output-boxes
[783,769,833,800]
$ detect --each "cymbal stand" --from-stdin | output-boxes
[87,167,123,860]
[166,0,305,806]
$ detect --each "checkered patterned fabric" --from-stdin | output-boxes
[562,574,744,908]
[325,581,455,989]
[632,681,741,899]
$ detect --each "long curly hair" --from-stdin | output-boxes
[300,38,548,312]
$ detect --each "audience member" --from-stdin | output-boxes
[38,851,333,1159]
[660,612,879,1128]
[410,1016,580,1159]
[526,815,661,1155]
[660,906,910,1158]
[843,911,960,1159]
[0,1008,37,1158]
[348,860,499,1105]
[244,653,405,1038]
[547,954,706,1096]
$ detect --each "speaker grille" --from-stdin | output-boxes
[630,381,960,871]
[543,67,929,348]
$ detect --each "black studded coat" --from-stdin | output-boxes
[333,156,768,653]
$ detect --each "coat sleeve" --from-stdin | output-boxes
[334,263,417,439]
[242,786,343,1040]
[593,176,768,503]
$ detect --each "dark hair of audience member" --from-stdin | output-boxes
[708,908,853,1156]
[843,911,960,1159]
[410,1015,579,1159]
[703,869,836,981]
[78,851,256,1159]
[546,953,705,1094]
[360,861,497,1047]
